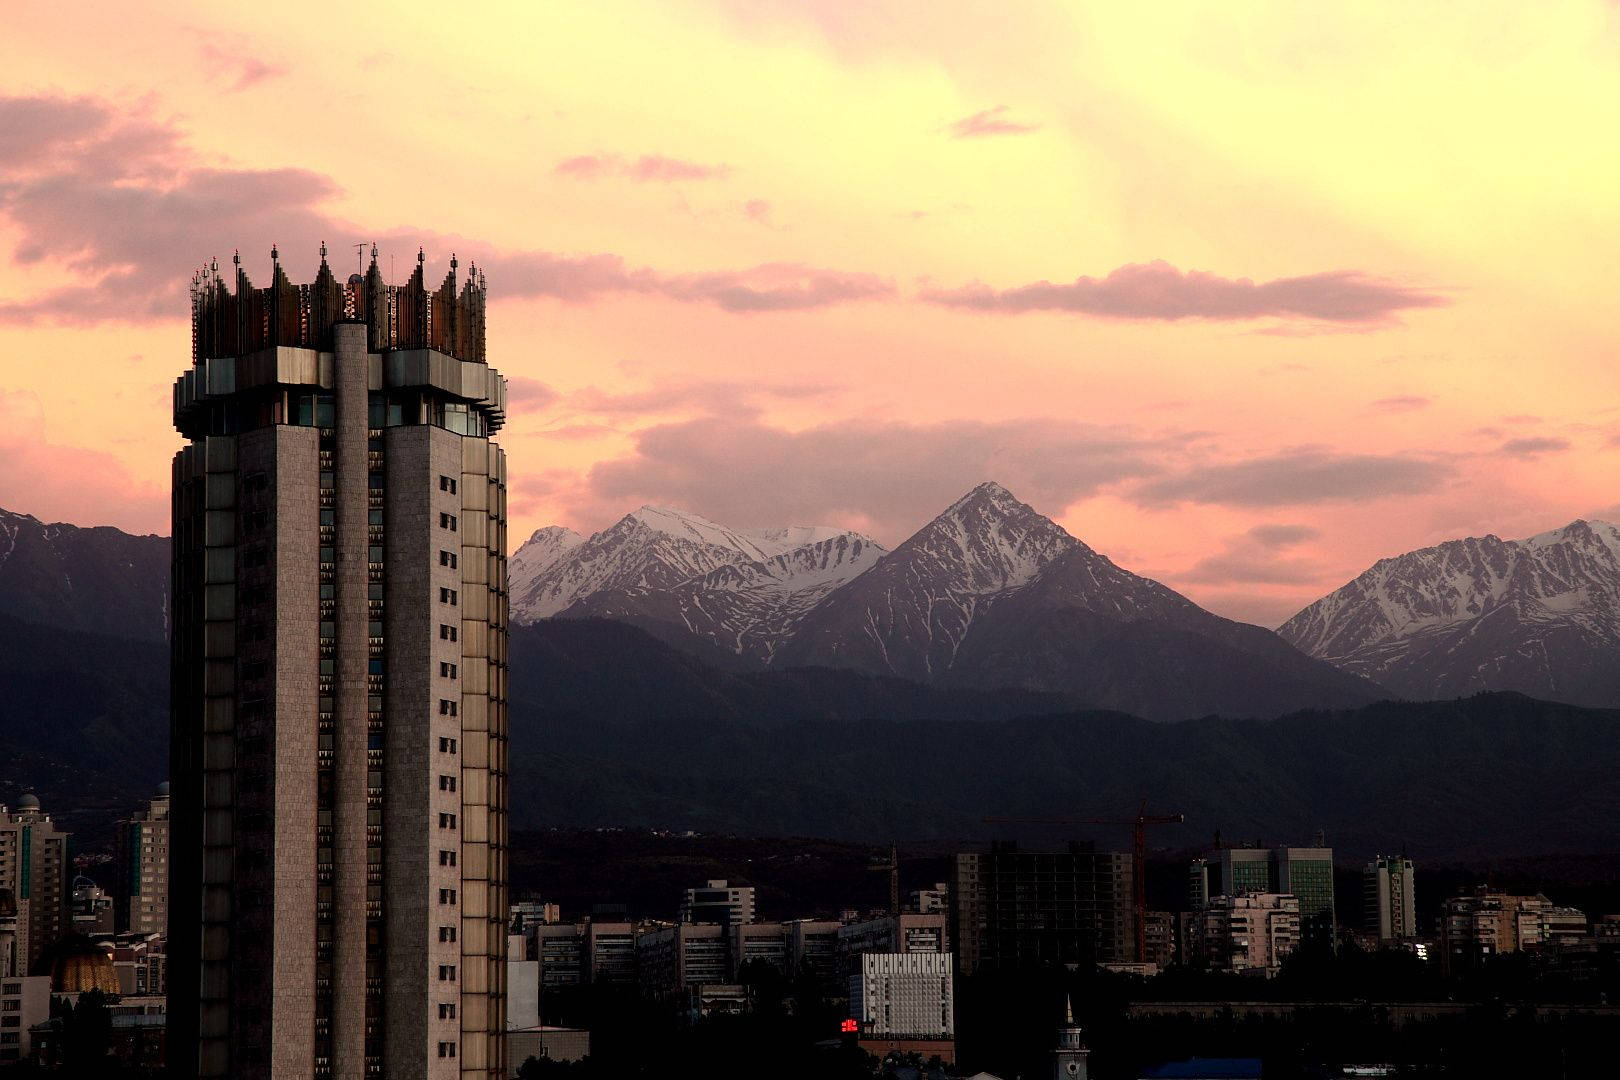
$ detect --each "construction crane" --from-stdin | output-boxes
[983,800,1185,963]
[867,842,900,916]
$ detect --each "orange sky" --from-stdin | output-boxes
[2,1,1617,626]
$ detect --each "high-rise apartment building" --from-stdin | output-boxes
[0,795,69,976]
[1196,846,1337,931]
[1363,856,1416,941]
[169,248,510,1079]
[953,843,1134,974]
[1185,893,1301,974]
[114,784,171,935]
[849,952,954,1040]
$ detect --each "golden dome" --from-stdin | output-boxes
[44,936,120,995]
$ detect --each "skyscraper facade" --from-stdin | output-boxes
[1363,855,1416,941]
[114,783,171,935]
[952,843,1134,974]
[169,247,510,1080]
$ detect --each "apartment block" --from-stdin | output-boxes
[1363,856,1417,941]
[114,784,171,936]
[0,796,69,976]
[953,843,1134,974]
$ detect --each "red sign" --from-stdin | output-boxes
[840,1019,859,1033]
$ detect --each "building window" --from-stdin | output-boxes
[439,587,458,605]
[439,624,457,642]
[439,737,458,754]
[438,699,458,716]
[439,813,457,830]
[439,850,457,867]
[439,550,458,569]
[439,662,458,679]
[437,965,456,982]
[439,512,457,531]
[439,475,458,494]
[437,1042,457,1058]
[439,925,458,943]
[438,888,457,905]
[439,775,457,792]
[438,1003,457,1021]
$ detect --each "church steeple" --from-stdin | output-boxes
[1052,995,1089,1079]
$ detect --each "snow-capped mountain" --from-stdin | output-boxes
[781,482,1379,718]
[508,526,585,604]
[510,506,886,663]
[1279,519,1620,706]
[0,507,169,642]
[777,482,1077,679]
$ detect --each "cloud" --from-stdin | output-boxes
[1370,395,1431,413]
[946,105,1038,139]
[506,377,559,410]
[566,379,834,419]
[554,153,729,181]
[744,198,772,224]
[1498,436,1570,458]
[922,259,1447,323]
[1133,449,1453,507]
[0,391,167,534]
[0,94,886,323]
[577,417,1169,541]
[1177,523,1327,587]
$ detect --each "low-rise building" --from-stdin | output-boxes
[730,921,789,978]
[638,923,728,1000]
[1186,894,1300,975]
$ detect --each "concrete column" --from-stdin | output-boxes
[331,323,370,1077]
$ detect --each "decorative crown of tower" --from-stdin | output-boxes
[189,244,488,366]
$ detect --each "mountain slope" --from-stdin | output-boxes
[1280,520,1620,706]
[0,507,169,642]
[512,506,885,663]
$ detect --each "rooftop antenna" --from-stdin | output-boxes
[353,243,366,277]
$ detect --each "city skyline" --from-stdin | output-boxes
[2,2,1618,626]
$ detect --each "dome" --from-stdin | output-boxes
[39,936,120,994]
[155,782,171,798]
[15,793,39,811]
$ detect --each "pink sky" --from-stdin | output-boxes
[3,1,1618,626]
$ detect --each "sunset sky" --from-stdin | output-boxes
[3,1,1618,626]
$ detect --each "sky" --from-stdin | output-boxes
[2,1,1618,627]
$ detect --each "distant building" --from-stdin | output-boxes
[509,900,560,935]
[908,882,949,915]
[838,912,948,965]
[1363,856,1417,941]
[953,843,1134,974]
[113,784,170,936]
[680,880,756,926]
[532,919,637,988]
[849,952,953,1061]
[0,974,51,1064]
[103,932,167,997]
[1141,910,1177,970]
[506,1027,588,1069]
[1436,889,1585,974]
[71,876,116,935]
[507,934,540,1030]
[0,795,69,975]
[730,921,789,978]
[1186,894,1300,975]
[786,919,842,989]
[1194,845,1336,939]
[637,923,728,1000]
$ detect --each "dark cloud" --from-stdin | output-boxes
[922,259,1447,323]
[1133,449,1453,507]
[1370,395,1431,413]
[1498,436,1571,458]
[554,153,729,181]
[1246,523,1320,547]
[579,417,1167,542]
[946,105,1039,139]
[0,94,886,323]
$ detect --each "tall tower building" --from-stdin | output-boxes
[1363,855,1416,941]
[169,246,510,1080]
[114,783,171,935]
[0,795,69,976]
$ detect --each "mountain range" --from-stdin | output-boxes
[513,482,1381,720]
[1,491,1619,854]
